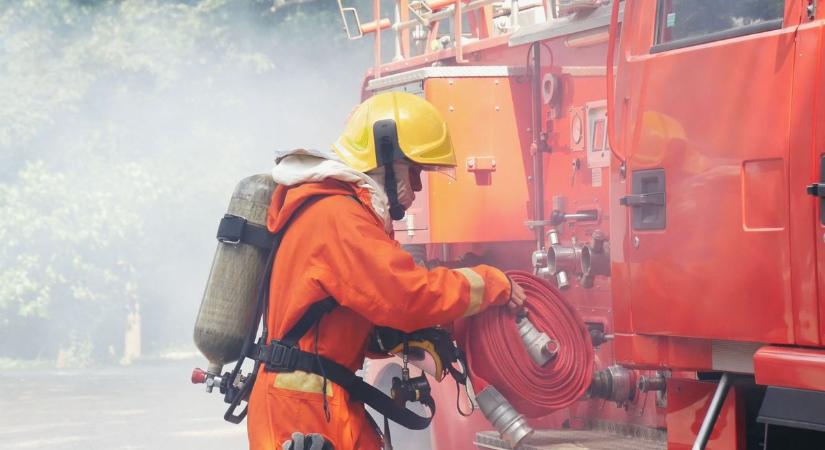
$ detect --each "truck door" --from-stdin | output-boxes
[797,4,825,346]
[618,0,798,344]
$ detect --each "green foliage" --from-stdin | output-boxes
[0,0,377,362]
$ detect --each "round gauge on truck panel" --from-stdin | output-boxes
[571,113,583,145]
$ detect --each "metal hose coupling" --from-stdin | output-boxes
[532,229,592,290]
[477,385,534,448]
[516,315,559,367]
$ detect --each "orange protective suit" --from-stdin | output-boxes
[247,179,512,450]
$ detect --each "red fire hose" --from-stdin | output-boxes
[459,271,594,417]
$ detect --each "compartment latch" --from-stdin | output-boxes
[621,169,666,230]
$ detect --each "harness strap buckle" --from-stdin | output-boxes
[259,341,300,372]
[217,214,247,245]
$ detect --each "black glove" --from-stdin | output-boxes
[282,432,334,450]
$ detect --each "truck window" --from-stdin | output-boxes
[653,0,784,52]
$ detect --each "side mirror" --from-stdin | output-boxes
[337,0,364,40]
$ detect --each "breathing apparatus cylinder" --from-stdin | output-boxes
[193,174,276,376]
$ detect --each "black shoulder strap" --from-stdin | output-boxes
[280,298,338,347]
[274,195,365,346]
[259,193,334,343]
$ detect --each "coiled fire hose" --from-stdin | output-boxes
[458,271,594,444]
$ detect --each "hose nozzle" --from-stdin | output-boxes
[477,386,534,448]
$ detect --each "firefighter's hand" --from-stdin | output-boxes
[282,432,334,450]
[507,277,527,314]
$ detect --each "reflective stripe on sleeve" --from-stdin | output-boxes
[455,267,486,317]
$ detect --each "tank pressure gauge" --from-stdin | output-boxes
[571,113,583,146]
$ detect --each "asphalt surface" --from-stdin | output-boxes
[0,359,432,450]
[1,360,249,450]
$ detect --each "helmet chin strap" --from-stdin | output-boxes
[383,162,406,221]
[374,120,408,222]
[378,141,406,221]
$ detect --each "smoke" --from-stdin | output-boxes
[0,0,385,362]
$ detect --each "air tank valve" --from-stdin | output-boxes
[477,386,534,448]
[192,367,224,393]
[517,316,558,367]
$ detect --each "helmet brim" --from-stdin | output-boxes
[420,164,457,180]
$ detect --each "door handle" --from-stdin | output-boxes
[807,183,825,198]
[620,192,665,207]
[625,169,666,230]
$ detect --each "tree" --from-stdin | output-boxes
[0,0,382,365]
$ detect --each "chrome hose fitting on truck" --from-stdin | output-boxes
[476,385,534,448]
[588,365,638,407]
[532,229,591,290]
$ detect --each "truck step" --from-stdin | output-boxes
[475,423,666,450]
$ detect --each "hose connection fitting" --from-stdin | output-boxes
[638,372,667,393]
[533,229,590,290]
[638,371,669,408]
[588,365,638,407]
[477,386,534,448]
[517,315,558,367]
[580,231,611,288]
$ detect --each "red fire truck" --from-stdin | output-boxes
[336,1,825,449]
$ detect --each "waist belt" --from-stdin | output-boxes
[256,340,432,430]
[254,297,432,431]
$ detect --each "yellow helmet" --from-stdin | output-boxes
[332,92,457,173]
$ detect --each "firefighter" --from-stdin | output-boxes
[247,92,526,450]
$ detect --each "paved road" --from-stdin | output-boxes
[0,359,432,450]
[1,360,249,450]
